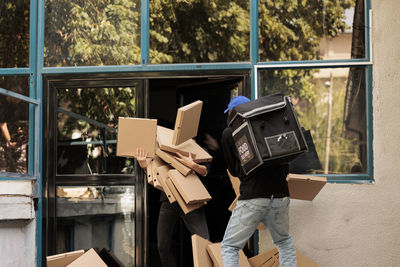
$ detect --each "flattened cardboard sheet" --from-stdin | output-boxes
[156,165,176,203]
[146,162,154,185]
[169,169,211,204]
[227,169,241,196]
[172,100,203,146]
[206,243,250,267]
[149,156,166,191]
[67,248,107,267]
[248,248,279,267]
[157,126,195,157]
[47,250,85,267]
[156,149,191,176]
[157,126,212,163]
[287,173,327,201]
[117,117,157,158]
[248,248,320,267]
[191,234,213,267]
[165,178,205,214]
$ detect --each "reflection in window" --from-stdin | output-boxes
[57,87,135,175]
[0,94,29,174]
[149,0,250,63]
[259,0,365,61]
[56,186,135,266]
[44,0,141,67]
[259,67,367,174]
[0,0,30,68]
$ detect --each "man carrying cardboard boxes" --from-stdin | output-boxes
[220,96,297,267]
[117,100,214,267]
[136,147,211,267]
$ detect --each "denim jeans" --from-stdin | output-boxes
[221,197,297,267]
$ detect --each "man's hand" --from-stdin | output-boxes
[175,152,207,176]
[135,147,149,169]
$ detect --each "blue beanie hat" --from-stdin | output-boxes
[224,96,251,113]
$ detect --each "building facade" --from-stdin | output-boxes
[1,0,399,266]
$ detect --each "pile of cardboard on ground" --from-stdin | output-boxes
[117,100,213,214]
[192,234,320,267]
[46,248,124,267]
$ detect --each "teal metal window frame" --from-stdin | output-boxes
[0,0,372,265]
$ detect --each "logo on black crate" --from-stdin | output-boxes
[235,135,254,164]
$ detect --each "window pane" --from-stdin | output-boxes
[149,0,250,63]
[0,76,30,96]
[259,67,367,174]
[56,185,135,266]
[0,94,29,174]
[57,87,136,175]
[259,0,365,61]
[45,0,141,67]
[0,0,30,68]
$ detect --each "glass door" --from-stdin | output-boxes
[44,77,146,267]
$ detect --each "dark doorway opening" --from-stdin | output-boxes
[147,76,249,267]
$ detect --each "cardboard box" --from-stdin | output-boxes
[155,165,176,203]
[146,161,154,185]
[227,169,241,196]
[168,169,212,204]
[206,242,251,267]
[47,249,107,267]
[149,156,166,191]
[116,117,157,158]
[165,178,205,214]
[191,234,214,267]
[172,100,203,145]
[157,126,213,163]
[156,148,192,176]
[248,248,279,267]
[47,250,84,267]
[248,248,320,267]
[286,173,327,201]
[68,248,107,267]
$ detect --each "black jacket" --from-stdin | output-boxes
[221,127,289,200]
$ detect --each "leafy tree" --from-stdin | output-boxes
[149,0,250,63]
[0,0,30,68]
[44,0,141,66]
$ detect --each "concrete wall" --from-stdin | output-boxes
[259,1,400,266]
[0,181,36,267]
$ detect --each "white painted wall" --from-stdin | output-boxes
[0,181,36,267]
[259,1,400,266]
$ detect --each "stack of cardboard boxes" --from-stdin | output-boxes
[117,100,213,214]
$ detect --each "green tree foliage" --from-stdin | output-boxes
[0,0,30,68]
[149,0,250,63]
[45,0,141,66]
[259,0,355,100]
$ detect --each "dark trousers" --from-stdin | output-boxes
[157,201,209,267]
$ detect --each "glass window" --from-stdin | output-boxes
[45,0,141,67]
[259,0,365,61]
[259,67,367,174]
[56,185,135,266]
[0,0,30,68]
[57,87,136,175]
[0,76,30,96]
[149,0,250,63]
[0,94,29,174]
